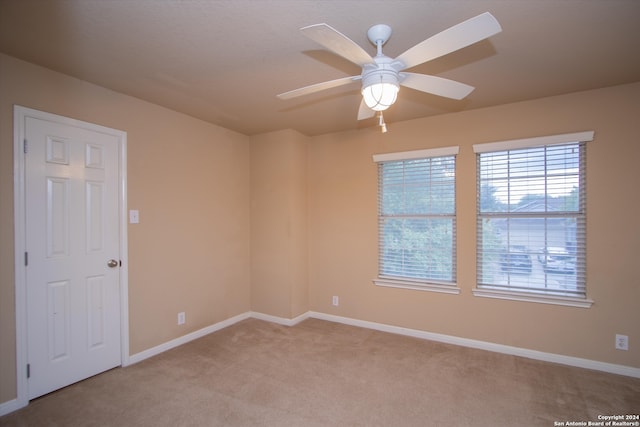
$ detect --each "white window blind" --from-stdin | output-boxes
[377,151,457,285]
[476,141,587,298]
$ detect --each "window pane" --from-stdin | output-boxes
[380,157,455,216]
[478,216,580,293]
[381,217,454,282]
[479,144,582,214]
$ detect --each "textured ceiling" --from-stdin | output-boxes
[1,0,639,136]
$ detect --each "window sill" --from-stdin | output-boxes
[472,287,593,308]
[374,278,461,295]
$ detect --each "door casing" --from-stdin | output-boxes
[13,105,129,409]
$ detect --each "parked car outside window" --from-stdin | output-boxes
[538,247,576,274]
[500,247,533,274]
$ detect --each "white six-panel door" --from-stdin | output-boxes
[25,115,123,399]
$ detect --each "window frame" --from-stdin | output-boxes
[373,147,461,295]
[472,131,594,308]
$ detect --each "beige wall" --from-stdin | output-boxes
[250,130,308,319]
[0,54,251,403]
[308,82,640,368]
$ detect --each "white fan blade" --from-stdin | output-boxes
[301,23,374,67]
[357,99,376,120]
[277,76,361,100]
[395,12,502,70]
[400,73,474,100]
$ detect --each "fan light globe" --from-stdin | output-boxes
[362,82,399,111]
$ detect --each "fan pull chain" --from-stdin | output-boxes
[378,112,388,133]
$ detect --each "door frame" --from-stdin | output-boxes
[13,105,130,409]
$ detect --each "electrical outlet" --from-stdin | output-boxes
[178,312,186,325]
[332,296,339,306]
[615,334,628,351]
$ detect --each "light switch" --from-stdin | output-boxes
[129,210,139,224]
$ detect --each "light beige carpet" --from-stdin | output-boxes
[1,318,638,426]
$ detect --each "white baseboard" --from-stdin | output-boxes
[0,397,27,417]
[250,311,309,326]
[126,312,252,365]
[307,311,640,379]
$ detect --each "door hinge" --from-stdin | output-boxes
[23,139,28,154]
[27,364,30,379]
[24,251,28,266]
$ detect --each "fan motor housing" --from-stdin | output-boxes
[361,55,403,89]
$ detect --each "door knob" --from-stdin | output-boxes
[107,259,119,268]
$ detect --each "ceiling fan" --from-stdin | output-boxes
[277,12,502,131]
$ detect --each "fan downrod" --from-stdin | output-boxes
[367,24,392,46]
